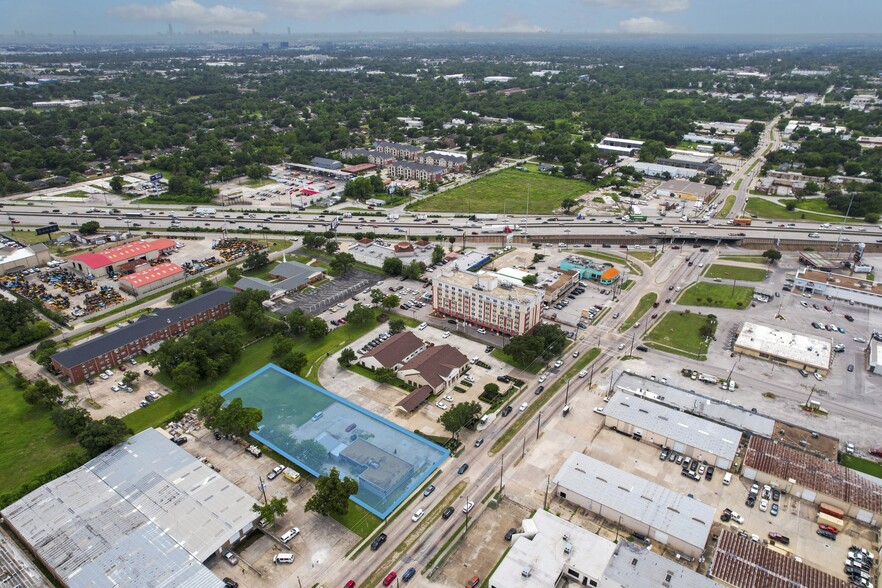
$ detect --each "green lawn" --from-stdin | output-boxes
[745,197,862,223]
[575,250,643,276]
[677,282,755,310]
[645,312,716,360]
[718,194,736,217]
[491,347,543,374]
[719,255,767,263]
[55,190,91,198]
[5,230,51,246]
[733,179,743,191]
[350,364,412,392]
[409,168,590,214]
[0,365,81,497]
[240,177,276,188]
[781,197,848,216]
[619,292,658,332]
[628,250,659,265]
[841,454,882,480]
[703,264,768,282]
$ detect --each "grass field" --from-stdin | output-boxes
[645,312,716,360]
[575,250,643,276]
[719,255,767,263]
[718,194,736,217]
[240,178,276,188]
[409,168,590,214]
[628,250,659,265]
[55,190,90,198]
[619,292,658,332]
[781,197,847,216]
[0,365,81,496]
[5,230,51,245]
[841,454,882,480]
[745,197,862,223]
[677,282,755,309]
[491,347,543,373]
[703,264,768,282]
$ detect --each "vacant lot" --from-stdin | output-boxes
[645,311,716,360]
[703,264,768,282]
[719,255,767,263]
[677,282,755,310]
[410,169,590,214]
[744,197,863,223]
[0,365,81,497]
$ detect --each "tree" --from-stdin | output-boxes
[699,323,716,339]
[231,289,271,333]
[369,288,385,305]
[198,393,225,430]
[382,256,404,276]
[252,496,289,527]
[122,371,139,387]
[504,335,545,366]
[77,416,132,457]
[302,234,327,250]
[330,252,355,275]
[432,245,445,265]
[305,468,359,517]
[866,212,881,224]
[243,250,270,271]
[199,279,217,294]
[402,260,424,280]
[246,163,271,179]
[169,287,197,304]
[704,176,725,187]
[522,274,538,286]
[324,240,340,255]
[291,439,328,471]
[560,198,578,213]
[638,140,671,163]
[785,201,797,211]
[214,397,263,438]
[804,181,821,195]
[30,338,58,367]
[483,383,500,396]
[381,294,400,311]
[227,266,243,282]
[448,236,456,252]
[375,367,398,384]
[50,406,92,436]
[278,350,308,375]
[109,175,124,192]
[23,379,63,409]
[762,249,782,264]
[79,220,100,235]
[307,317,329,339]
[346,303,374,327]
[438,401,483,436]
[172,361,200,392]
[338,348,357,368]
[271,333,293,358]
[388,318,406,334]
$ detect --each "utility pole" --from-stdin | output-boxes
[499,454,504,493]
[565,378,571,404]
[543,474,551,510]
[536,411,542,440]
[258,476,268,504]
[629,331,635,356]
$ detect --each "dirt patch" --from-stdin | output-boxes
[771,420,839,459]
[433,497,532,587]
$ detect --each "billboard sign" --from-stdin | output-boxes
[149,173,163,182]
[330,216,341,231]
[36,224,59,236]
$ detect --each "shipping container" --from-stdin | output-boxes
[817,511,845,530]
[819,502,845,520]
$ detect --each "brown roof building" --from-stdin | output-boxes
[399,344,468,392]
[359,331,427,371]
[711,530,848,588]
[397,385,434,412]
[743,435,882,522]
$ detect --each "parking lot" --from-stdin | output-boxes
[78,358,171,419]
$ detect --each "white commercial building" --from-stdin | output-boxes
[733,321,833,375]
[554,453,715,559]
[432,270,543,336]
[794,268,882,310]
[602,539,725,588]
[603,392,741,469]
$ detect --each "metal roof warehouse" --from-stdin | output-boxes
[69,239,177,272]
[1,429,257,587]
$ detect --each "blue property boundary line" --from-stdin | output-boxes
[220,363,449,518]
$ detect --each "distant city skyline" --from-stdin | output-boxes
[3,0,882,37]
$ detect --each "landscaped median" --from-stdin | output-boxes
[489,347,600,455]
[644,311,717,360]
[618,292,657,332]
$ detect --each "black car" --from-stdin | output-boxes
[370,533,388,550]
[85,378,95,385]
[635,345,649,352]
[534,385,545,395]
[817,529,837,540]
[448,319,457,325]
[497,375,511,383]
[705,466,715,480]
[458,463,469,474]
[501,405,513,417]
[485,346,494,353]
[223,578,239,588]
[172,436,188,446]
[505,528,517,541]
[144,369,154,376]
[442,506,455,519]
[772,489,780,502]
[213,430,223,440]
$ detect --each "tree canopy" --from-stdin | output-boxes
[304,467,359,517]
[438,401,483,436]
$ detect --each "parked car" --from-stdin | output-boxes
[223,551,239,566]
[442,506,455,519]
[458,463,469,474]
[817,528,837,540]
[768,532,790,545]
[267,465,284,480]
[505,528,517,541]
[501,405,513,417]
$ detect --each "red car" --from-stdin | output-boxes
[869,448,882,458]
[818,524,839,535]
[768,532,790,545]
[383,572,397,586]
[344,582,356,588]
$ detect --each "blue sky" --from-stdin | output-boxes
[3,0,882,36]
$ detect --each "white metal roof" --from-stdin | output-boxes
[734,322,832,371]
[604,540,725,588]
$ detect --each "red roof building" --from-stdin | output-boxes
[69,239,177,274]
[119,263,185,296]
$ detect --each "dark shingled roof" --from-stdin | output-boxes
[397,385,433,412]
[52,287,236,369]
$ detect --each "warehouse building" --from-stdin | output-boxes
[554,453,715,559]
[630,161,700,179]
[310,156,343,170]
[234,260,323,298]
[869,340,882,375]
[733,322,833,376]
[51,287,235,382]
[1,428,257,588]
[742,435,882,524]
[0,235,51,274]
[656,154,723,175]
[793,269,882,310]
[595,137,644,156]
[602,392,741,469]
[655,179,718,202]
[602,539,725,588]
[68,239,177,276]
[118,262,185,296]
[432,270,543,336]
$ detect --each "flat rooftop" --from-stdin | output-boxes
[604,392,741,462]
[658,179,718,198]
[604,540,725,588]
[436,269,542,301]
[799,268,882,296]
[555,453,715,551]
[734,322,832,371]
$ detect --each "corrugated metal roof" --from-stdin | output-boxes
[70,239,176,269]
[711,530,849,588]
[1,429,251,587]
[120,263,184,288]
[554,453,715,551]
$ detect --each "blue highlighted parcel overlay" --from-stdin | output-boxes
[221,364,449,518]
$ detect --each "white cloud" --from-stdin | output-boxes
[618,16,679,33]
[110,0,268,32]
[451,15,546,34]
[265,0,464,18]
[580,0,689,14]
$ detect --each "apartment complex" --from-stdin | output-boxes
[432,270,543,336]
[373,140,423,160]
[388,160,445,182]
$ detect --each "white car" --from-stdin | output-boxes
[477,328,487,334]
[111,385,119,392]
[100,373,110,380]
[593,407,604,414]
[578,370,588,378]
[436,401,447,410]
[444,395,454,402]
[463,500,475,514]
[730,512,744,524]
[519,402,528,412]
[538,375,547,383]
[412,508,425,522]
[618,343,626,350]
[442,331,451,338]
[554,360,563,368]
[418,322,427,330]
[813,372,823,381]
[280,528,299,543]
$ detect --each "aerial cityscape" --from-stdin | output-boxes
[1,4,882,588]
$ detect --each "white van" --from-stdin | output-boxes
[280,527,300,543]
[274,553,295,564]
[723,472,732,486]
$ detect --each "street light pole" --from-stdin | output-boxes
[536,411,542,440]
[499,454,504,493]
[565,378,571,404]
